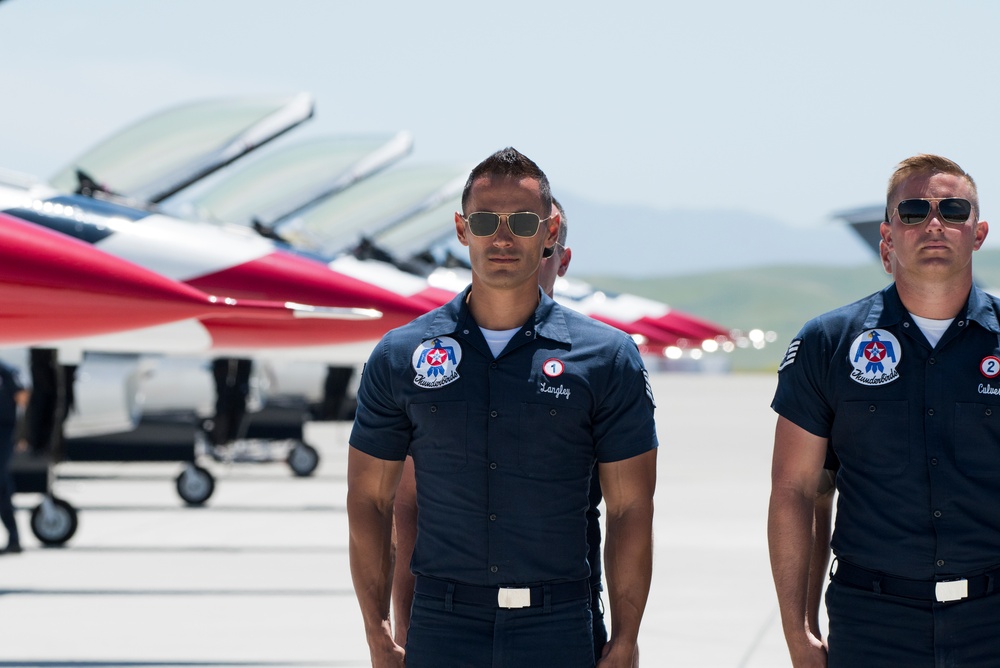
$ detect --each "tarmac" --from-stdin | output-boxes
[0,372,813,667]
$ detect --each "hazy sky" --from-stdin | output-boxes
[4,0,1000,249]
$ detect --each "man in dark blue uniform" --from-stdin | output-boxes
[0,359,28,554]
[769,154,1000,667]
[389,199,616,660]
[348,148,657,668]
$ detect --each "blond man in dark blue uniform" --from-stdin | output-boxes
[348,148,657,667]
[770,154,1000,667]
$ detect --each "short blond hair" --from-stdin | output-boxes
[886,154,979,219]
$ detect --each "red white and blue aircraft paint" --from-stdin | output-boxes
[0,210,378,346]
[0,186,442,355]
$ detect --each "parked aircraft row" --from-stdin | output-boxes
[1,93,748,545]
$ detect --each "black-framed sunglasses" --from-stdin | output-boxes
[891,198,974,225]
[462,211,551,238]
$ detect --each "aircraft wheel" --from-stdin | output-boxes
[176,464,215,506]
[31,496,79,546]
[288,442,320,477]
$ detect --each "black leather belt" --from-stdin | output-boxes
[414,575,590,609]
[832,559,1000,603]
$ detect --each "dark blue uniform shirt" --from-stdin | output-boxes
[0,362,25,426]
[773,283,1000,579]
[351,289,658,587]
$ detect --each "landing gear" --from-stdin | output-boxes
[176,463,215,506]
[287,441,319,477]
[30,496,78,546]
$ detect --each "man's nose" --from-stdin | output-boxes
[492,215,515,245]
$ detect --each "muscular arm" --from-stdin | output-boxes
[767,416,829,667]
[390,455,417,646]
[806,469,835,640]
[347,446,406,667]
[598,448,656,667]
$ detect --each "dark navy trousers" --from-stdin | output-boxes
[0,425,18,544]
[827,579,1000,667]
[406,591,595,668]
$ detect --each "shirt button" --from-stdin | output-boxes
[927,408,935,416]
[933,510,942,518]
[929,358,936,365]
[987,409,993,417]
[903,322,910,328]
[463,329,470,334]
[958,321,965,327]
[525,331,532,337]
[490,410,498,418]
[869,405,876,413]
[550,408,557,416]
[490,462,497,470]
[491,362,498,369]
[489,514,497,521]
[430,405,437,413]
[490,565,499,573]
[937,560,946,567]
[930,458,939,466]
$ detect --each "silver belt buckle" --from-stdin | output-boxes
[935,578,968,602]
[497,587,531,609]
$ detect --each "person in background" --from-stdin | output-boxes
[0,359,29,554]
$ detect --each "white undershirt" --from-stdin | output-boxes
[480,326,520,357]
[910,313,954,348]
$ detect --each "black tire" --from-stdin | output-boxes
[30,496,79,546]
[287,442,320,477]
[175,465,215,506]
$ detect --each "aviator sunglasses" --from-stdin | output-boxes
[890,198,974,225]
[463,211,551,238]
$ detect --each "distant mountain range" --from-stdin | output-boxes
[557,192,876,276]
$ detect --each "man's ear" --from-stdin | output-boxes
[880,221,892,251]
[975,220,990,251]
[455,212,469,247]
[545,213,560,247]
[557,247,572,277]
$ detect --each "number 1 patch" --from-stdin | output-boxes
[542,358,564,377]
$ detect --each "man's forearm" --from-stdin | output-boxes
[348,489,396,643]
[604,500,654,650]
[768,484,821,658]
[806,483,835,639]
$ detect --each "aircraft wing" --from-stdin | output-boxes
[832,204,883,256]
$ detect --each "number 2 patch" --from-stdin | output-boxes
[981,356,1000,378]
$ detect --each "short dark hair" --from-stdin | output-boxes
[461,147,552,214]
[551,196,568,246]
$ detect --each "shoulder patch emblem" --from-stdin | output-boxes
[412,336,462,389]
[643,368,656,408]
[849,329,901,386]
[777,339,801,372]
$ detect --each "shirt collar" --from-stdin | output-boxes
[863,283,1000,334]
[420,286,572,345]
